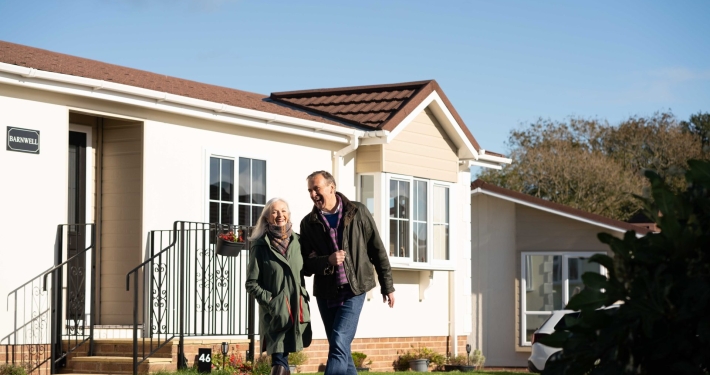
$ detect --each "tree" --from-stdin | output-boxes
[541,160,710,375]
[681,112,710,149]
[477,111,706,220]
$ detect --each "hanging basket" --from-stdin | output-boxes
[215,237,244,257]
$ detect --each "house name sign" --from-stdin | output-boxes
[6,127,40,154]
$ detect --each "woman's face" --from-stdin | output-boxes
[267,201,289,226]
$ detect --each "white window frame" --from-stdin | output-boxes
[519,251,606,346]
[358,172,455,270]
[203,148,269,225]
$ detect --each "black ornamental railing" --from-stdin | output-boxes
[126,221,256,375]
[1,224,96,375]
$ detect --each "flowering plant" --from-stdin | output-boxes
[211,350,253,374]
[218,230,243,243]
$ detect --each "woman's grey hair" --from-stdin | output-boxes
[248,197,291,241]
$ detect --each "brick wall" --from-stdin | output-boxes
[253,335,469,373]
[0,344,51,375]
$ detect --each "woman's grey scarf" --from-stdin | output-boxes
[266,222,292,256]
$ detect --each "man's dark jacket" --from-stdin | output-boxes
[299,192,395,299]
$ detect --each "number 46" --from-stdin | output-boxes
[199,353,211,363]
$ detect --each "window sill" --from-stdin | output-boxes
[390,262,455,271]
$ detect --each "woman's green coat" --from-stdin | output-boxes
[245,232,312,355]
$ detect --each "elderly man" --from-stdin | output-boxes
[300,170,395,375]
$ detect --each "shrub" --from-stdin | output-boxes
[351,351,371,368]
[395,346,446,370]
[470,349,485,369]
[287,351,308,367]
[541,159,710,374]
[447,354,469,365]
[0,364,29,375]
[252,354,271,375]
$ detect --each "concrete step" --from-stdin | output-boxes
[66,356,173,374]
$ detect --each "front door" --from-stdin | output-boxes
[66,131,87,325]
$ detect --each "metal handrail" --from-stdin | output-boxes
[2,224,96,375]
[126,221,256,375]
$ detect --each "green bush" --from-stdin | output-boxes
[541,159,710,374]
[288,351,308,367]
[351,351,371,368]
[395,346,446,370]
[0,364,29,375]
[252,354,271,375]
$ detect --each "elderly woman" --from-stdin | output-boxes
[245,198,312,375]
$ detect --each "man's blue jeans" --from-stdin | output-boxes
[316,292,366,375]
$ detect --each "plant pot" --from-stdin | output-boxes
[408,359,430,372]
[355,367,370,372]
[215,238,244,257]
[289,365,297,373]
[443,364,461,372]
[459,365,476,372]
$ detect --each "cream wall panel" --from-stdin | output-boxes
[469,195,529,366]
[355,144,382,173]
[0,86,68,338]
[100,120,142,325]
[383,108,458,182]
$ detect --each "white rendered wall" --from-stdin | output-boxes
[0,87,68,339]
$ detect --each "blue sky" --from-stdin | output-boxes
[1,0,708,164]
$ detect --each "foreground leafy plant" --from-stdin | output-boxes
[541,159,710,374]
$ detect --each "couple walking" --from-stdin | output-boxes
[245,171,396,375]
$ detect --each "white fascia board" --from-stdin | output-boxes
[478,151,512,164]
[0,62,359,143]
[471,187,644,237]
[361,91,479,160]
[469,160,502,170]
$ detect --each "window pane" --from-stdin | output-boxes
[525,314,550,343]
[414,222,427,263]
[361,175,375,215]
[568,257,601,299]
[415,181,427,221]
[433,224,449,260]
[221,159,234,202]
[210,157,220,200]
[238,158,251,203]
[239,205,249,226]
[221,203,233,224]
[389,220,397,256]
[433,185,449,260]
[398,181,410,219]
[399,221,409,258]
[251,206,263,227]
[209,202,219,224]
[525,255,563,311]
[389,180,397,218]
[252,159,266,204]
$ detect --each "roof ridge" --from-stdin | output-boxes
[270,80,434,98]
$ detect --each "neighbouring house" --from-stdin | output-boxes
[469,179,654,367]
[0,40,510,373]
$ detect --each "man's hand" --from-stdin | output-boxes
[383,292,395,308]
[328,250,346,266]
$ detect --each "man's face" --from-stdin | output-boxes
[307,174,336,211]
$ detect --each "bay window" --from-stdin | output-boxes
[362,173,453,269]
[520,252,605,346]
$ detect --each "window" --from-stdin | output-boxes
[209,157,234,224]
[520,252,605,346]
[238,158,266,226]
[432,185,449,261]
[365,173,453,269]
[389,179,410,258]
[209,156,266,225]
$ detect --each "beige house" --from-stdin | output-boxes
[469,179,653,367]
[0,40,510,373]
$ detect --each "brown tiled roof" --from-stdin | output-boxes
[0,40,343,127]
[271,80,482,150]
[470,179,654,235]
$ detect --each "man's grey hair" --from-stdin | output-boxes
[306,170,336,188]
